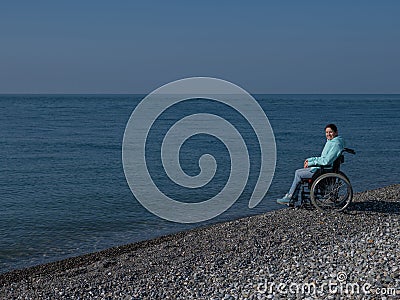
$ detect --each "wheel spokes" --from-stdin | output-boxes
[311,173,353,211]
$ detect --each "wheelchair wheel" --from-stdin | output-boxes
[310,172,353,212]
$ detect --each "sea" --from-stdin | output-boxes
[0,94,399,274]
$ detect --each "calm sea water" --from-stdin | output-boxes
[0,94,399,273]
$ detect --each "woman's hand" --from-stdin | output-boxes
[304,159,309,168]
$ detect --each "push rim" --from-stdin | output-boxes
[310,172,353,212]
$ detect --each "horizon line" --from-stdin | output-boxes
[1,92,400,96]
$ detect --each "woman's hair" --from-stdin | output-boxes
[325,123,338,132]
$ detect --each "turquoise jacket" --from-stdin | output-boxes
[307,136,345,171]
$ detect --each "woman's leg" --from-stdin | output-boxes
[287,167,314,197]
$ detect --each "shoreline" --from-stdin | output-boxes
[1,184,399,299]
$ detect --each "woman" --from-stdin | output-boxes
[277,123,345,205]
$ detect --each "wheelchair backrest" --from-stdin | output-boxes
[332,148,356,173]
[332,155,344,173]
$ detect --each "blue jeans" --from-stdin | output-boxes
[287,167,315,198]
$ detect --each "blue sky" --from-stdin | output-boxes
[0,1,399,94]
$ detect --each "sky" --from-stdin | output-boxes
[0,1,399,94]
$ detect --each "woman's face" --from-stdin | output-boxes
[325,127,338,140]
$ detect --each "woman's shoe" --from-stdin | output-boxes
[276,194,292,205]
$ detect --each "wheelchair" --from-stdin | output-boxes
[289,148,356,212]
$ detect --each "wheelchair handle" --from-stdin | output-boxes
[343,148,356,155]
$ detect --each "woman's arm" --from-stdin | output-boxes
[307,142,343,167]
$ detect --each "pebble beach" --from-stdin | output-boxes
[1,184,399,300]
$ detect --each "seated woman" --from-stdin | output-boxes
[277,123,345,205]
